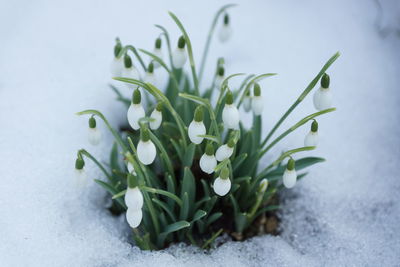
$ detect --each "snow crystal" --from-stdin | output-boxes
[1,0,399,266]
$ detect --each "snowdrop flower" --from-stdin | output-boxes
[121,54,140,89]
[304,120,319,147]
[214,66,225,89]
[200,143,217,174]
[213,167,231,196]
[188,106,206,144]
[172,36,187,69]
[215,139,235,162]
[137,127,156,165]
[74,155,88,187]
[149,102,163,130]
[144,62,156,85]
[110,39,124,77]
[251,83,264,115]
[243,90,252,112]
[126,160,136,174]
[258,179,269,193]
[283,158,297,189]
[126,208,143,228]
[218,14,232,43]
[222,91,240,129]
[152,37,163,69]
[88,116,101,145]
[313,73,332,111]
[124,174,143,210]
[127,89,145,130]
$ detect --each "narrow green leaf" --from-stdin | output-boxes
[94,179,126,209]
[182,143,196,167]
[191,210,207,223]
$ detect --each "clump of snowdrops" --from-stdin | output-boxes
[74,5,339,250]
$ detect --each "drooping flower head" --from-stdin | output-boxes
[215,66,225,89]
[215,138,235,162]
[222,90,240,130]
[313,73,332,110]
[153,37,163,68]
[144,62,156,85]
[172,36,187,69]
[149,102,163,130]
[110,38,124,77]
[88,116,101,145]
[213,166,231,196]
[74,154,88,187]
[137,126,157,165]
[283,158,297,189]
[243,89,252,112]
[218,13,232,43]
[188,106,206,144]
[252,83,264,115]
[122,54,140,89]
[127,89,145,130]
[304,120,319,147]
[200,143,217,174]
[125,174,143,210]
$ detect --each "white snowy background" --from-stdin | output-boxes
[1,0,399,266]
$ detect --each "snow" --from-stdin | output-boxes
[1,0,399,266]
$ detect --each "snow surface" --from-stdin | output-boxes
[1,0,400,266]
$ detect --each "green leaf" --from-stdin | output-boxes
[197,134,220,144]
[179,192,190,220]
[182,143,196,167]
[206,212,222,227]
[181,167,196,213]
[157,220,191,247]
[94,179,126,209]
[254,205,280,218]
[191,210,207,223]
[235,212,248,233]
[140,186,182,207]
[232,153,248,172]
[152,198,177,222]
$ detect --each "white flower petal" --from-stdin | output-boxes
[75,168,88,188]
[188,121,206,144]
[313,87,332,111]
[144,72,156,86]
[199,154,217,174]
[243,97,252,112]
[127,104,145,130]
[283,169,297,188]
[124,187,143,210]
[251,96,264,115]
[304,131,319,147]
[152,48,163,68]
[149,110,162,130]
[122,67,140,89]
[218,25,232,42]
[110,57,124,77]
[222,104,239,129]
[137,140,156,165]
[126,208,142,228]
[88,127,101,145]
[126,161,136,174]
[213,177,231,196]
[215,144,234,162]
[172,48,187,68]
[215,75,225,89]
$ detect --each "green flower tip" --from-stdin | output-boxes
[148,62,154,73]
[223,13,229,25]
[254,83,261,96]
[220,167,229,179]
[128,173,139,188]
[155,37,162,49]
[225,91,233,105]
[156,102,163,112]
[114,40,122,58]
[321,73,330,88]
[227,138,235,148]
[75,157,84,170]
[287,158,295,171]
[89,116,96,128]
[194,106,204,122]
[132,89,141,104]
[205,143,214,155]
[140,127,150,142]
[217,66,225,77]
[311,120,318,132]
[124,54,132,68]
[178,36,186,49]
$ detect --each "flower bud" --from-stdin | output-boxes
[313,73,332,110]
[127,89,145,130]
[153,38,163,69]
[125,175,143,210]
[199,143,217,174]
[75,156,88,187]
[258,179,269,193]
[88,117,101,145]
[172,36,187,68]
[283,158,297,188]
[213,167,231,196]
[215,139,235,161]
[122,54,140,89]
[188,106,206,144]
[251,83,264,115]
[126,208,142,228]
[218,14,232,43]
[304,120,319,147]
[149,102,163,130]
[137,127,156,165]
[144,62,156,85]
[214,66,225,89]
[222,91,239,129]
[110,40,124,76]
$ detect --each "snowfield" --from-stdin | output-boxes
[1,0,399,266]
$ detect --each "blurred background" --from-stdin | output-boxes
[0,0,399,266]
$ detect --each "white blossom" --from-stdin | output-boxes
[152,48,163,68]
[252,96,264,115]
[199,154,217,174]
[124,187,143,210]
[313,87,332,111]
[304,131,319,147]
[243,96,252,112]
[122,66,140,89]
[283,169,297,189]
[222,104,239,129]
[172,47,187,69]
[126,208,142,228]
[74,168,88,188]
[218,24,232,42]
[110,57,124,77]
[149,109,162,130]
[215,144,234,162]
[137,139,156,165]
[88,127,101,146]
[213,177,231,196]
[127,103,145,130]
[188,121,206,144]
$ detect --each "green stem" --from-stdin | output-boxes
[236,73,277,108]
[261,52,340,147]
[155,24,174,71]
[140,186,183,206]
[198,4,237,84]
[79,149,114,182]
[259,108,336,158]
[123,45,147,72]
